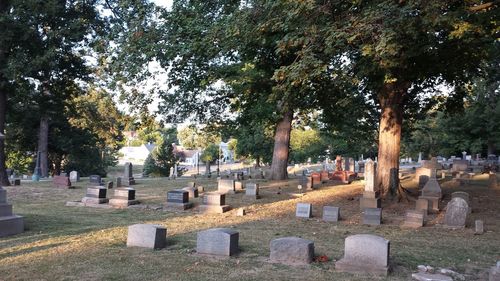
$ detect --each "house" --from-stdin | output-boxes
[118,143,156,164]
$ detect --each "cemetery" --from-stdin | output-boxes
[0,1,499,281]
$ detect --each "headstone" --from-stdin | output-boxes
[106,181,113,189]
[296,203,312,218]
[236,208,246,216]
[245,183,260,199]
[462,151,467,160]
[362,208,382,225]
[349,157,355,172]
[234,181,244,191]
[418,152,422,163]
[199,192,230,214]
[322,206,340,222]
[451,191,470,205]
[415,167,433,187]
[196,228,239,256]
[69,171,80,182]
[475,220,484,235]
[82,187,109,204]
[109,188,139,208]
[53,175,72,189]
[165,190,193,210]
[344,157,350,171]
[335,234,390,276]
[0,185,24,237]
[10,179,20,186]
[89,175,103,186]
[360,159,381,210]
[489,173,498,189]
[269,237,314,265]
[320,170,329,183]
[197,185,204,193]
[402,210,425,228]
[311,172,321,188]
[218,179,236,194]
[444,197,468,229]
[116,177,122,188]
[182,186,199,198]
[187,181,196,188]
[127,224,166,249]
[124,162,136,186]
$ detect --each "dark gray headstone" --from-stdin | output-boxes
[363,208,382,225]
[322,206,340,222]
[167,190,189,203]
[296,203,312,218]
[196,228,239,256]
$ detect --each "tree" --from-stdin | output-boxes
[143,134,177,177]
[200,143,219,175]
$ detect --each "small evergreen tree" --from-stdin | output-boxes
[143,136,177,177]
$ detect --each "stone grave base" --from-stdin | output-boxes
[335,259,389,276]
[65,201,112,209]
[199,205,231,214]
[109,199,140,208]
[164,202,193,210]
[0,215,24,237]
[243,195,261,201]
[81,197,109,204]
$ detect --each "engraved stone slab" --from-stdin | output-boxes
[127,224,166,249]
[245,183,260,199]
[402,210,425,228]
[322,206,340,222]
[53,175,72,188]
[364,159,376,192]
[421,176,442,198]
[444,197,468,229]
[196,228,239,256]
[69,171,80,182]
[86,187,107,199]
[167,190,189,203]
[218,179,236,194]
[362,208,382,225]
[335,234,390,276]
[89,175,102,185]
[296,203,312,218]
[270,237,314,265]
[182,186,199,198]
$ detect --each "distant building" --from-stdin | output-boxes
[173,144,200,167]
[118,143,156,164]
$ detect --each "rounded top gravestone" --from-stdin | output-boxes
[444,197,469,229]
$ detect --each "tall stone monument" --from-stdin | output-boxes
[360,159,381,210]
[124,162,135,186]
[419,170,441,212]
[0,184,24,237]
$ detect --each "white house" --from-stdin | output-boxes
[118,143,156,164]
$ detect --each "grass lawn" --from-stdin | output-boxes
[0,171,499,281]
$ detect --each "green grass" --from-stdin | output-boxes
[0,172,498,280]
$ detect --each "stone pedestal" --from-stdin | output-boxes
[197,228,239,256]
[419,196,439,212]
[0,187,24,237]
[360,191,381,210]
[270,237,314,265]
[165,190,193,210]
[127,224,166,249]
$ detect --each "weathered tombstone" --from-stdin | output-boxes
[196,228,239,256]
[53,175,72,189]
[69,171,80,182]
[360,159,381,210]
[106,181,113,189]
[270,237,314,265]
[419,175,441,212]
[362,208,382,225]
[452,159,469,172]
[322,206,340,222]
[199,192,230,214]
[475,220,484,235]
[335,234,390,276]
[10,179,20,186]
[165,190,193,210]
[444,197,469,229]
[127,224,166,249]
[311,172,321,188]
[320,170,329,183]
[344,157,350,171]
[402,210,425,228]
[82,187,109,204]
[116,177,122,188]
[245,183,260,199]
[182,186,199,198]
[218,179,236,194]
[489,173,498,189]
[89,175,103,186]
[296,203,312,218]
[124,162,136,186]
[236,208,246,216]
[109,188,139,208]
[0,185,24,237]
[349,157,355,172]
[187,181,196,188]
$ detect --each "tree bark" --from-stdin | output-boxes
[376,82,407,198]
[38,116,49,177]
[270,110,293,180]
[255,156,261,167]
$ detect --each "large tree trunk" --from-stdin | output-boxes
[270,110,293,180]
[38,116,49,177]
[255,156,261,167]
[376,82,407,198]
[0,91,9,186]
